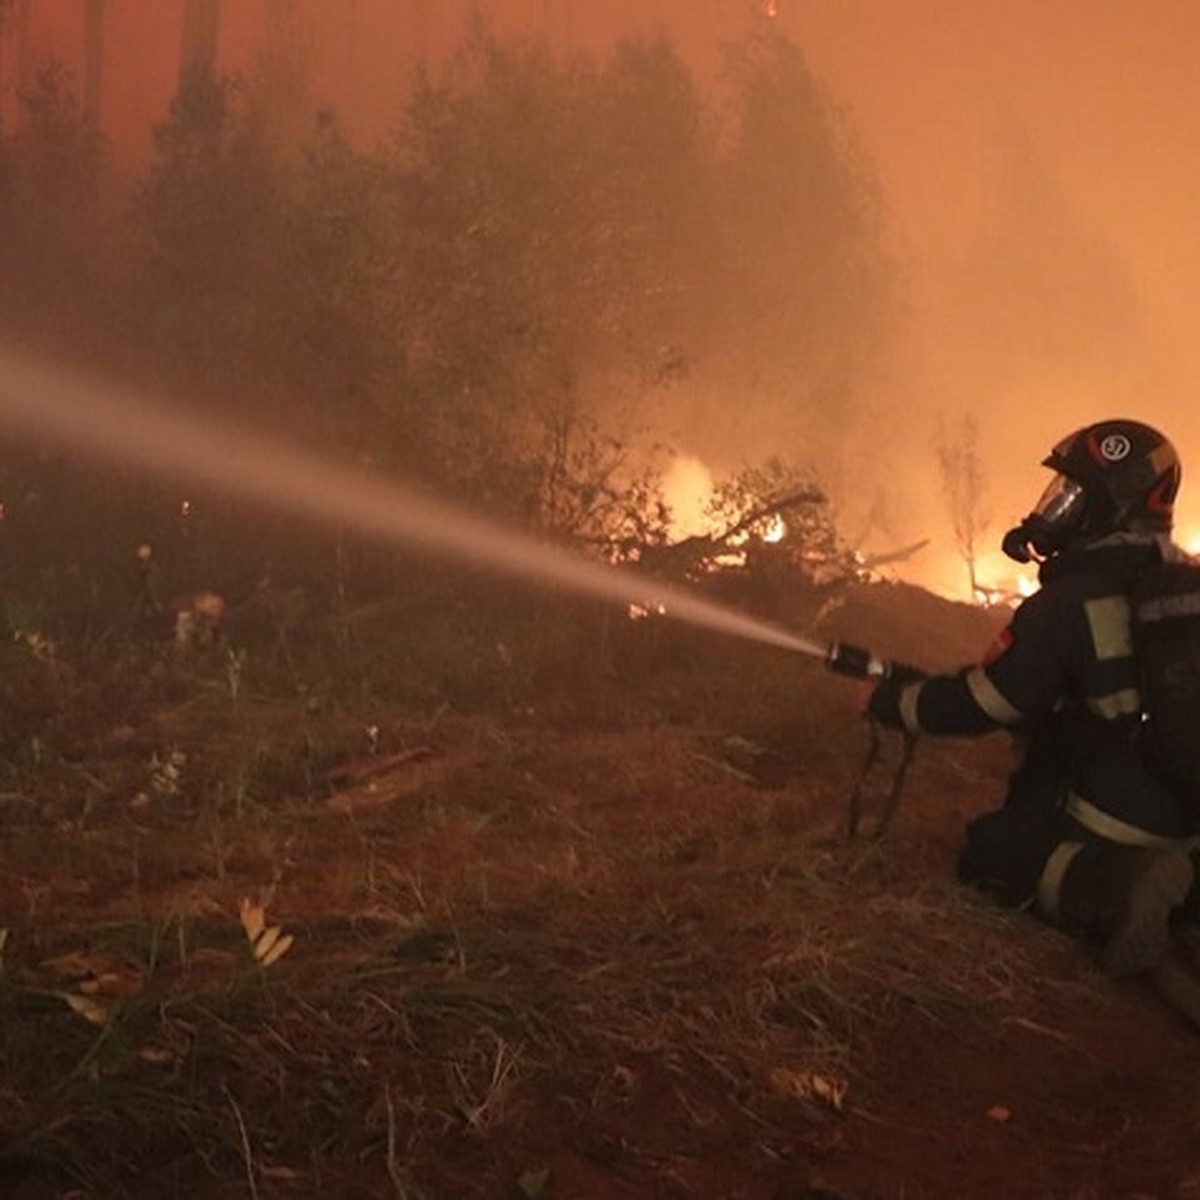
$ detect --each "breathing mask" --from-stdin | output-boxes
[1001,474,1089,564]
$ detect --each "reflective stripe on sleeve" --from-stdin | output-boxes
[1036,840,1084,920]
[898,682,923,735]
[1084,595,1133,661]
[1084,688,1142,720]
[964,666,1024,725]
[1065,792,1200,852]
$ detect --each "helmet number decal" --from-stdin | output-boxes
[1099,433,1132,462]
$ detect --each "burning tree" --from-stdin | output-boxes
[633,456,861,595]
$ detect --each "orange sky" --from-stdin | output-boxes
[778,0,1200,590]
[6,1,1200,595]
[788,0,1200,396]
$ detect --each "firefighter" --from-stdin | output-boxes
[867,419,1200,995]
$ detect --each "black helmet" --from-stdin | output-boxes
[1002,419,1181,563]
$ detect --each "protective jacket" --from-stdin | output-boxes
[871,534,1199,847]
[870,422,1200,979]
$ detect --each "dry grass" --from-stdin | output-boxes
[0,591,1196,1198]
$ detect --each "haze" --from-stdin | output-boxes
[4,0,1198,598]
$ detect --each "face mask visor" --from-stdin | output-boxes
[1032,472,1089,535]
[1001,474,1089,563]
[1033,473,1088,531]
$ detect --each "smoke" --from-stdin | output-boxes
[775,1,1200,588]
[9,1,1200,590]
[883,111,1157,583]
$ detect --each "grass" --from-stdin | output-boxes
[0,586,1193,1197]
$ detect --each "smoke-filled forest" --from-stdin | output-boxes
[1,15,1198,1200]
[1,22,898,637]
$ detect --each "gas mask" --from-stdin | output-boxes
[1001,474,1089,564]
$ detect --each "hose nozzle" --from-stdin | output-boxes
[825,641,894,680]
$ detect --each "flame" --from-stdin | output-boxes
[662,454,715,541]
[656,450,1059,607]
[763,515,787,543]
[915,546,1038,607]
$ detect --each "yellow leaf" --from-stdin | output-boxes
[807,1073,847,1112]
[239,898,265,943]
[63,992,109,1026]
[253,925,283,961]
[258,931,294,967]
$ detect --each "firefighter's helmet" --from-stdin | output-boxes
[1002,420,1181,563]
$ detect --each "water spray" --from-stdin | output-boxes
[0,347,891,679]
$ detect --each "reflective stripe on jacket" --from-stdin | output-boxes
[894,536,1197,840]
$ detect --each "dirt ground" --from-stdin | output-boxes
[1,576,1199,1199]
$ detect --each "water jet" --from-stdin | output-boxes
[0,348,832,663]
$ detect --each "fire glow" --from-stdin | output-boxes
[661,448,1027,607]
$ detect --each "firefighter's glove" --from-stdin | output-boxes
[866,664,926,731]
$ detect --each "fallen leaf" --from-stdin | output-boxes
[63,992,109,1026]
[258,932,294,967]
[239,900,293,967]
[254,925,284,960]
[239,898,265,943]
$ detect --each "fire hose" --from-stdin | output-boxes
[823,641,920,840]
